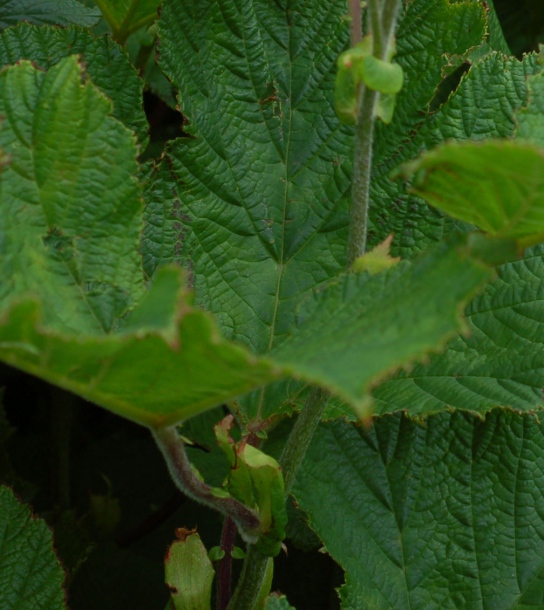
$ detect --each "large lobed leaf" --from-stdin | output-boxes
[294,411,544,610]
[156,0,499,422]
[158,0,352,358]
[0,486,67,610]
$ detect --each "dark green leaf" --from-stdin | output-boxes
[372,244,544,417]
[0,486,67,610]
[294,411,544,609]
[0,0,100,29]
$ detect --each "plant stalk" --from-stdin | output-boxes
[226,388,329,610]
[347,82,379,265]
[226,546,273,610]
[217,517,237,610]
[347,0,401,265]
[227,0,402,604]
[348,0,362,45]
[151,426,260,540]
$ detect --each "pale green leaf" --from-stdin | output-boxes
[0,268,280,428]
[0,23,148,144]
[401,140,544,247]
[294,411,544,610]
[271,239,492,418]
[165,531,214,610]
[0,56,144,334]
[0,486,67,610]
[0,0,100,29]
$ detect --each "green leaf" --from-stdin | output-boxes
[0,0,100,29]
[0,269,281,428]
[156,0,492,422]
[140,158,186,280]
[94,0,160,42]
[0,56,144,334]
[372,42,539,259]
[165,530,214,610]
[0,486,67,610]
[293,411,544,610]
[516,69,544,146]
[158,0,353,420]
[263,595,296,610]
[271,239,492,418]
[400,140,544,248]
[371,243,544,417]
[0,23,148,144]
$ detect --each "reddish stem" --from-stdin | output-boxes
[217,517,238,610]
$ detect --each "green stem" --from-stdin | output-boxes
[368,0,384,56]
[226,546,273,610]
[347,0,401,265]
[227,388,329,610]
[347,83,379,265]
[280,387,330,495]
[116,0,143,44]
[151,426,260,541]
[381,0,402,59]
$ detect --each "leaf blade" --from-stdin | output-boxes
[0,486,67,610]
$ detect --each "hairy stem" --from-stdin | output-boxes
[348,0,362,45]
[368,0,383,56]
[151,426,260,539]
[381,0,402,58]
[347,83,379,265]
[217,517,237,610]
[347,0,401,265]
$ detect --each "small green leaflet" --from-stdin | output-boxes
[334,34,404,124]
